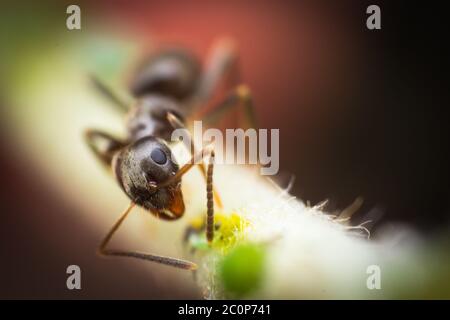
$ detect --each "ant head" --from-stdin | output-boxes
[130,49,200,101]
[113,136,185,219]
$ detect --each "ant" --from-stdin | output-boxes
[85,39,258,271]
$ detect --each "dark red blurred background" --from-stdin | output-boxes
[0,0,448,298]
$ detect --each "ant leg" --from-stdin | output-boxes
[194,38,240,106]
[84,129,125,167]
[158,145,217,243]
[201,85,258,129]
[167,112,224,209]
[89,74,129,113]
[98,202,197,270]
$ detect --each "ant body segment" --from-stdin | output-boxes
[85,39,257,270]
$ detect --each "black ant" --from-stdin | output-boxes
[85,39,257,270]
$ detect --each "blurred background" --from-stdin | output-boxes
[0,0,448,298]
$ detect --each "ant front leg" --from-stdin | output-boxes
[89,74,129,113]
[85,129,125,167]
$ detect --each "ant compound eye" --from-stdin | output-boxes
[150,148,167,165]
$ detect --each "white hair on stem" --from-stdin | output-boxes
[174,141,445,299]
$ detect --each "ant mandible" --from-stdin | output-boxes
[85,39,257,271]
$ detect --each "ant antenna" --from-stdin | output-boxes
[98,201,198,270]
[167,112,224,209]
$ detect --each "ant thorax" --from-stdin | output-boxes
[125,95,186,143]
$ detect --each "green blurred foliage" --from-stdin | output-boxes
[219,243,266,298]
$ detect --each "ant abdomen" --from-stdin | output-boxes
[130,49,201,101]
